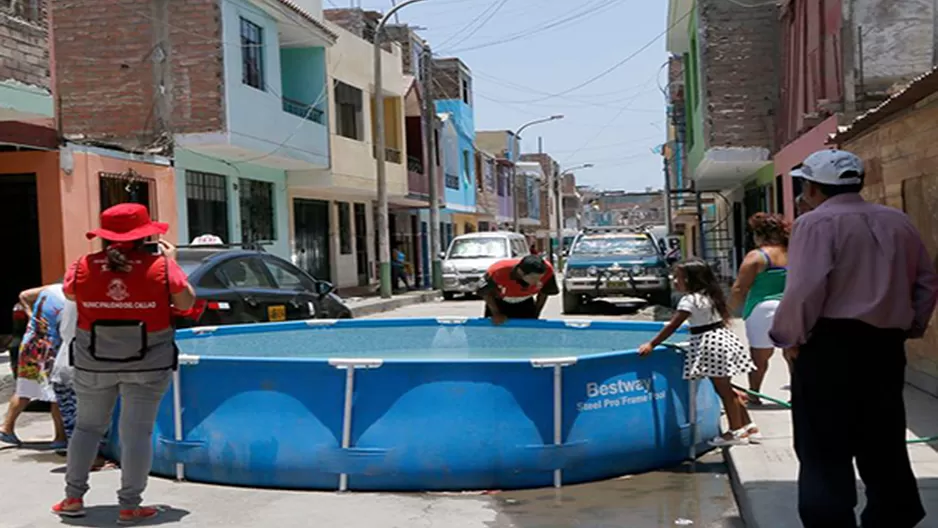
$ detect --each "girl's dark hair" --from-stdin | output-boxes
[748,212,791,247]
[675,258,731,323]
[104,239,145,272]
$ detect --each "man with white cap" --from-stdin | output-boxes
[770,149,938,528]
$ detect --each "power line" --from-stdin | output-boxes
[443,0,628,53]
[512,7,694,103]
[432,0,511,50]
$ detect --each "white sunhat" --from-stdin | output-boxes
[790,149,864,186]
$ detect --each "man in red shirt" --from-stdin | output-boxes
[478,255,559,324]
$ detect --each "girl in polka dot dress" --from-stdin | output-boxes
[639,259,759,447]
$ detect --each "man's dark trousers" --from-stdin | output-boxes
[791,318,925,528]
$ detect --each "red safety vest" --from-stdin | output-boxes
[70,250,177,372]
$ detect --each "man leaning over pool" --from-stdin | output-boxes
[477,255,560,325]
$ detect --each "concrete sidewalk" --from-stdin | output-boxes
[725,352,938,528]
[345,289,441,318]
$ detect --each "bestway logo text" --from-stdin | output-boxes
[586,378,652,398]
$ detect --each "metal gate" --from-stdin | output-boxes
[293,198,331,282]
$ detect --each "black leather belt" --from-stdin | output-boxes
[689,321,724,335]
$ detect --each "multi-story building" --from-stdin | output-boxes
[666,0,779,278]
[432,57,477,238]
[474,150,499,232]
[520,152,559,252]
[773,0,936,220]
[1,0,178,335]
[476,129,517,228]
[54,0,338,266]
[561,172,582,231]
[293,8,409,290]
[514,161,543,237]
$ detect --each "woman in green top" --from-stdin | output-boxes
[729,213,794,405]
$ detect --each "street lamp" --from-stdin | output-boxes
[555,163,593,262]
[511,115,564,233]
[375,0,427,299]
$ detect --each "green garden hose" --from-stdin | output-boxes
[661,342,938,446]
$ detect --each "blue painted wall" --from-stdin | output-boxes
[174,149,290,259]
[280,47,327,123]
[435,98,476,212]
[220,0,329,167]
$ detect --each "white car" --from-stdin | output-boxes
[441,232,530,300]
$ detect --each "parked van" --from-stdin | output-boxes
[441,231,529,300]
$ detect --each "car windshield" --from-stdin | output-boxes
[571,235,657,256]
[447,238,508,259]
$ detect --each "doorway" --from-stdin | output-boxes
[420,221,429,288]
[0,174,42,336]
[354,203,368,286]
[293,198,331,282]
[410,214,420,287]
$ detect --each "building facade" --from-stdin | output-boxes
[774,0,936,221]
[53,0,338,266]
[829,69,938,397]
[666,0,779,278]
[432,57,477,238]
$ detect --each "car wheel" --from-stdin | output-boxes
[562,290,581,314]
[442,291,456,301]
[339,310,353,319]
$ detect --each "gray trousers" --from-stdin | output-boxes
[65,369,171,507]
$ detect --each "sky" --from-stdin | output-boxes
[351,0,671,191]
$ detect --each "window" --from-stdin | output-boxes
[462,150,471,185]
[99,171,154,213]
[335,81,363,140]
[1,0,41,22]
[445,172,459,190]
[338,202,352,254]
[262,258,314,291]
[218,258,275,288]
[240,18,265,91]
[461,77,471,105]
[239,179,275,243]
[186,170,229,243]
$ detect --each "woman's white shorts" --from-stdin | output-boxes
[745,299,780,349]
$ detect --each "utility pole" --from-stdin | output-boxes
[554,166,564,264]
[663,145,673,235]
[374,0,426,299]
[422,46,442,289]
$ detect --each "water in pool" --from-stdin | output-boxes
[177,325,663,359]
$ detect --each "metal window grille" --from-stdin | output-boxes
[99,170,155,215]
[239,179,275,243]
[240,18,265,90]
[186,170,230,243]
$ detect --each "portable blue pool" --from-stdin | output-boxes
[106,318,721,491]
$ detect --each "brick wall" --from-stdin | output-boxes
[699,0,778,150]
[0,1,49,90]
[842,91,938,396]
[53,0,224,150]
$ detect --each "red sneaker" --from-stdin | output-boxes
[51,498,85,518]
[118,506,161,525]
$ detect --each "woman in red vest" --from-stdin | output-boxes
[51,203,195,524]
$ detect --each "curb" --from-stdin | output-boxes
[724,447,759,528]
[349,290,442,318]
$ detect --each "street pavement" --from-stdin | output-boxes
[0,295,744,528]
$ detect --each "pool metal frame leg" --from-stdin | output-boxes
[171,354,200,482]
[531,357,577,489]
[688,378,698,460]
[329,358,384,492]
[172,368,184,481]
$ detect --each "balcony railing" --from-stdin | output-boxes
[407,155,424,174]
[282,97,324,125]
[372,145,403,164]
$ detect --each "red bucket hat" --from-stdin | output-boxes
[86,203,168,242]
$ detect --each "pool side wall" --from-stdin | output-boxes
[106,319,721,491]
